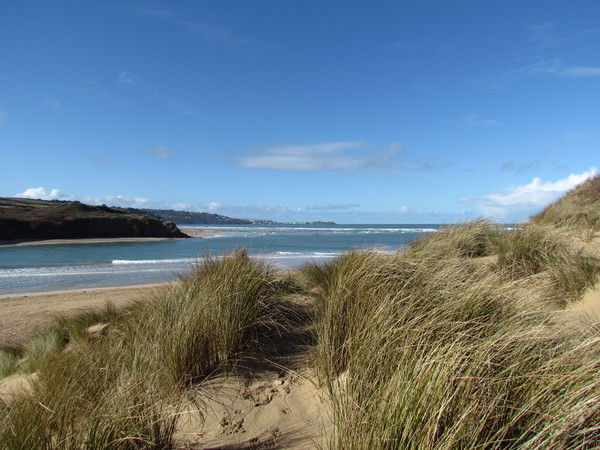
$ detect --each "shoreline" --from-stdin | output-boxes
[0,228,218,248]
[0,284,164,346]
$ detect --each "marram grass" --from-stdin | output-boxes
[0,250,274,448]
[307,220,600,449]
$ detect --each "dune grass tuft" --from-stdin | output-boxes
[407,219,503,259]
[495,223,600,305]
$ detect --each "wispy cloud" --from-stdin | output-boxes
[501,160,542,174]
[467,167,598,221]
[114,72,201,118]
[389,41,414,50]
[141,146,175,160]
[166,98,200,117]
[560,66,600,77]
[563,131,590,141]
[528,22,558,44]
[480,59,600,87]
[236,142,419,173]
[179,201,355,222]
[137,8,177,20]
[117,71,141,87]
[91,155,119,166]
[135,7,248,47]
[44,97,63,112]
[305,203,360,212]
[458,114,500,127]
[409,83,432,92]
[0,107,10,121]
[528,22,600,47]
[477,22,600,87]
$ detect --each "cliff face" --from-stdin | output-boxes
[0,198,189,240]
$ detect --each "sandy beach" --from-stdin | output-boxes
[0,285,161,346]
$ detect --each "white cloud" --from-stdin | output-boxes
[469,167,598,221]
[237,142,406,173]
[15,187,150,208]
[16,187,71,201]
[85,195,150,208]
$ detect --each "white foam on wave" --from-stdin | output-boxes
[261,251,342,260]
[0,267,170,278]
[189,225,439,235]
[112,258,196,265]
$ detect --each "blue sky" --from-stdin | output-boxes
[1,1,599,223]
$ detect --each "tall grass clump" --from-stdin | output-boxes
[310,221,600,448]
[407,219,503,259]
[495,223,600,305]
[302,250,394,376]
[0,250,275,448]
[124,249,275,385]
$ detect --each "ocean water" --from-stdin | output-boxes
[0,224,439,295]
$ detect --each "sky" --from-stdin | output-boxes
[1,1,599,224]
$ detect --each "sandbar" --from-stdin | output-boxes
[0,228,219,248]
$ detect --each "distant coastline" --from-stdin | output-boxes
[124,207,336,226]
[0,197,335,247]
[0,198,188,241]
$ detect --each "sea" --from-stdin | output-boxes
[0,224,439,295]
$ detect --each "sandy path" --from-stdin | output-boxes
[175,294,333,448]
[0,285,160,346]
[177,369,332,449]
